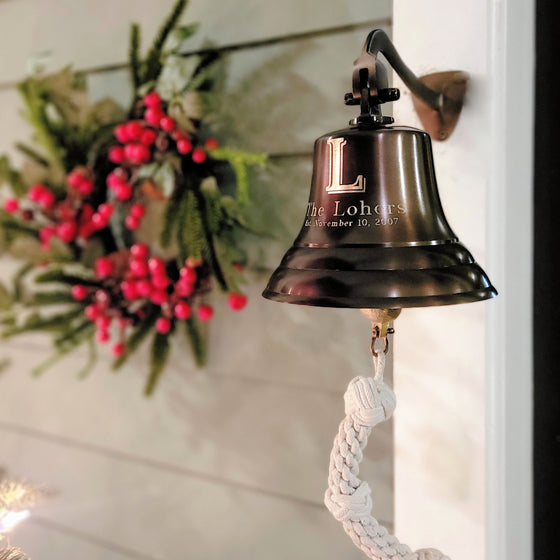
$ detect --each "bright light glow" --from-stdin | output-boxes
[0,510,30,533]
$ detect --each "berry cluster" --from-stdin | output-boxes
[69,244,247,356]
[1,88,250,371]
[3,176,108,250]
[106,90,219,234]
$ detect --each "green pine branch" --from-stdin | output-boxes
[15,141,50,167]
[35,268,97,286]
[141,0,188,85]
[77,337,98,378]
[112,308,159,370]
[29,291,79,306]
[53,319,93,348]
[2,307,84,338]
[17,79,66,170]
[0,155,28,196]
[160,179,187,248]
[13,262,35,302]
[184,318,206,366]
[129,23,141,93]
[32,322,95,377]
[209,148,267,203]
[144,331,171,395]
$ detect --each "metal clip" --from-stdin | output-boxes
[370,324,394,357]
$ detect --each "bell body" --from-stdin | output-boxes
[263,125,497,308]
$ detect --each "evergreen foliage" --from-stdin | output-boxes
[0,0,270,395]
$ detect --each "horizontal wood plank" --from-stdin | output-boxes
[0,343,393,520]
[0,0,390,85]
[3,430,391,559]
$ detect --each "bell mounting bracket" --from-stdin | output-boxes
[345,29,468,140]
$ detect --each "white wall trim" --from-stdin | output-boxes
[486,0,534,558]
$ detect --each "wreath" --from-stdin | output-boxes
[0,0,268,394]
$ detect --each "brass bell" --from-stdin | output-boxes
[263,29,497,309]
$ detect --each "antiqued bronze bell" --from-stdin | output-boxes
[263,29,497,309]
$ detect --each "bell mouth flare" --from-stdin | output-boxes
[262,242,497,309]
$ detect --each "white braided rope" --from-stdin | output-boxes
[324,338,450,560]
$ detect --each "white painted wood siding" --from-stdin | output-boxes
[0,1,393,559]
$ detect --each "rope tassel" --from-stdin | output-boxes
[324,338,450,560]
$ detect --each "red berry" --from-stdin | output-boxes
[175,278,194,297]
[98,203,114,218]
[107,171,125,189]
[123,143,137,161]
[94,256,114,278]
[144,107,165,126]
[185,257,203,268]
[38,189,56,209]
[174,301,192,320]
[39,226,55,249]
[150,289,169,305]
[56,221,78,243]
[125,121,143,141]
[78,222,96,239]
[134,278,152,297]
[67,170,85,189]
[96,315,112,330]
[135,144,151,163]
[28,183,46,202]
[71,285,88,301]
[77,179,94,196]
[114,123,130,143]
[125,214,141,230]
[204,138,220,150]
[111,342,125,356]
[81,204,95,221]
[95,289,110,306]
[197,304,214,322]
[130,242,149,259]
[179,266,197,283]
[130,203,145,218]
[121,280,138,300]
[192,148,207,164]
[139,129,157,146]
[151,274,170,290]
[143,91,162,108]
[114,183,132,201]
[233,262,244,272]
[173,130,188,141]
[148,257,165,275]
[3,198,19,213]
[159,116,176,132]
[84,304,100,321]
[155,317,172,334]
[91,213,108,230]
[177,139,193,154]
[129,258,149,277]
[228,292,248,311]
[124,143,151,164]
[108,145,125,164]
[96,329,110,343]
[57,201,75,221]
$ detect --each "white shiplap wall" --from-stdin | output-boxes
[0,1,393,559]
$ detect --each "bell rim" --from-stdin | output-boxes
[262,285,498,309]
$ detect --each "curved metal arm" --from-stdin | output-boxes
[362,29,441,110]
[349,29,468,140]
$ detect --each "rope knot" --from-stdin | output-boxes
[324,481,372,522]
[416,548,451,560]
[343,376,396,427]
